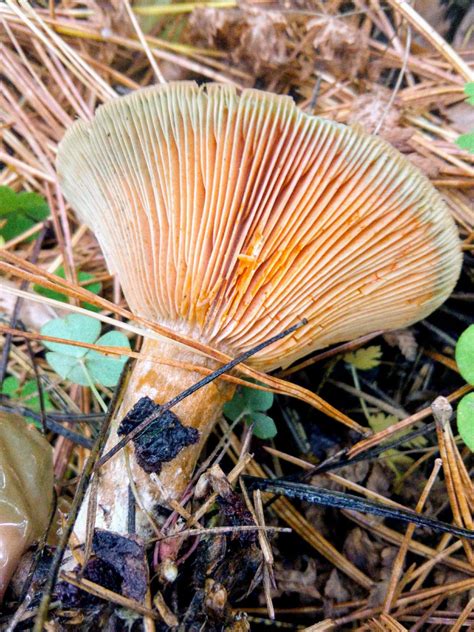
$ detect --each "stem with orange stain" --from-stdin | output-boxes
[73,337,235,541]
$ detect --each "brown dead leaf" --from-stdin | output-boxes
[453,6,474,49]
[188,8,233,48]
[367,580,391,608]
[188,8,288,76]
[307,16,368,80]
[380,547,398,582]
[343,528,380,577]
[366,463,392,497]
[324,569,350,603]
[97,0,133,38]
[272,558,321,600]
[413,0,450,38]
[383,128,415,153]
[0,278,59,329]
[348,90,412,149]
[238,10,288,73]
[383,329,418,362]
[445,102,474,135]
[433,569,474,612]
[336,460,370,485]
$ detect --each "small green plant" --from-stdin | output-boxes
[1,376,53,418]
[223,382,277,439]
[34,266,102,312]
[0,185,49,242]
[368,411,427,476]
[41,314,130,388]
[455,324,474,451]
[455,83,474,154]
[345,345,425,475]
[344,345,382,370]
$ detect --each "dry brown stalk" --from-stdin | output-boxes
[342,511,474,576]
[59,572,158,618]
[384,0,474,81]
[451,598,474,632]
[223,423,374,590]
[382,458,443,613]
[433,397,474,564]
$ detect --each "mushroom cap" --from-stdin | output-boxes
[57,82,462,371]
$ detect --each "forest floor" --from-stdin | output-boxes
[0,1,473,630]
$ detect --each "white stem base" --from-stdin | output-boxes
[74,337,234,542]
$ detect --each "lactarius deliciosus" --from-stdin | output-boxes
[57,82,461,539]
[0,412,53,600]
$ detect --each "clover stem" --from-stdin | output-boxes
[349,364,371,424]
[80,360,108,413]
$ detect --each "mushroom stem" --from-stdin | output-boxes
[74,337,235,540]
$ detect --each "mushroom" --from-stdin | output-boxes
[56,82,461,539]
[0,412,53,600]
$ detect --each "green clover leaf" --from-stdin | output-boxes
[456,132,474,153]
[41,314,130,387]
[455,84,474,155]
[455,325,474,452]
[455,325,474,386]
[250,412,277,439]
[87,331,132,386]
[464,82,474,105]
[457,393,474,452]
[0,186,49,241]
[223,382,276,440]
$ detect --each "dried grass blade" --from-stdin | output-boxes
[382,459,442,613]
[432,397,474,564]
[348,385,472,458]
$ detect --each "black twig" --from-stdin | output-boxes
[23,335,48,434]
[48,412,104,423]
[243,476,474,540]
[15,488,59,616]
[307,74,322,112]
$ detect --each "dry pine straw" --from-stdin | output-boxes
[0,0,473,630]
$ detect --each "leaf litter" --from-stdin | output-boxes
[0,0,473,630]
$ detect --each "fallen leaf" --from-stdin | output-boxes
[272,558,321,600]
[383,329,417,362]
[324,569,350,602]
[344,346,382,370]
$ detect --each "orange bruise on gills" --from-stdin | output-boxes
[56,82,462,539]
